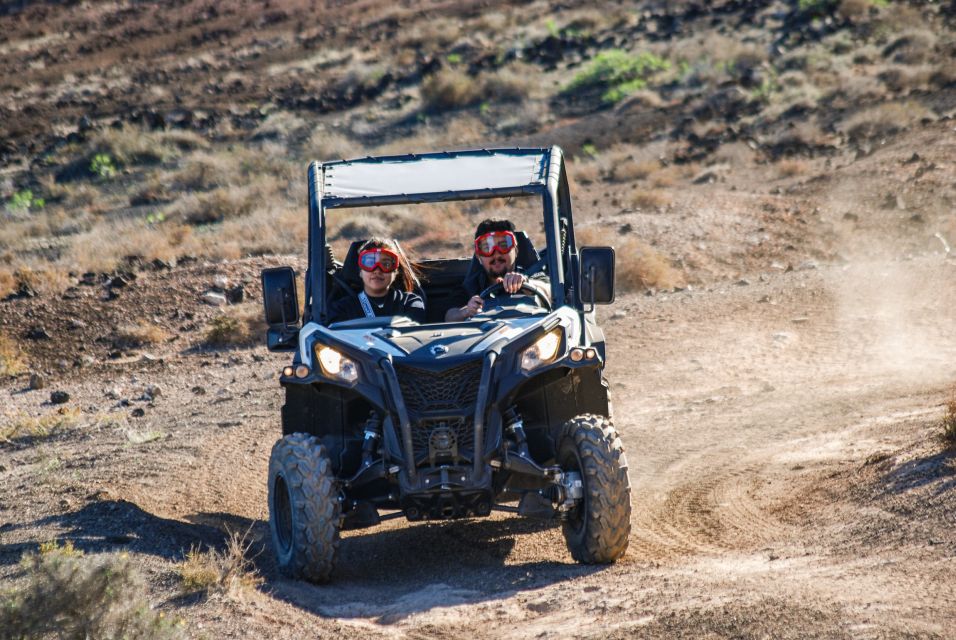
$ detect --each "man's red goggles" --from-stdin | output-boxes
[475,230,516,257]
[358,248,399,273]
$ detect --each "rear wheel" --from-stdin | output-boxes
[558,414,631,563]
[268,433,341,582]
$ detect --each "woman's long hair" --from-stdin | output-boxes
[359,237,420,293]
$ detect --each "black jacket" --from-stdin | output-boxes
[328,289,426,324]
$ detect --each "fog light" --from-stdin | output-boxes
[584,348,597,360]
[294,364,311,378]
[570,348,585,362]
[282,366,294,377]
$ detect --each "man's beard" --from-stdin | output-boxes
[486,255,511,279]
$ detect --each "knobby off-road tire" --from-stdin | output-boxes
[558,414,631,563]
[268,433,341,583]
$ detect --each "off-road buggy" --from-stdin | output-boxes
[260,147,629,582]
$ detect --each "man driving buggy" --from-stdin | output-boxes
[445,218,549,321]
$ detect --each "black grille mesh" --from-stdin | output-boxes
[395,360,483,416]
[411,417,475,462]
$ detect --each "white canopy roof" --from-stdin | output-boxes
[321,150,549,203]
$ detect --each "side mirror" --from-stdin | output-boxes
[579,246,615,307]
[261,267,300,351]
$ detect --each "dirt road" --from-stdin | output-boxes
[3,254,954,638]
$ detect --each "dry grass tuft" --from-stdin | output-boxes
[577,227,684,292]
[421,68,483,112]
[942,386,956,446]
[629,187,672,210]
[482,67,528,103]
[113,322,169,349]
[0,332,27,377]
[610,159,658,183]
[841,101,934,142]
[0,543,181,639]
[572,162,601,186]
[307,129,358,161]
[776,158,810,178]
[0,407,82,443]
[178,529,262,596]
[92,125,205,167]
[204,304,265,348]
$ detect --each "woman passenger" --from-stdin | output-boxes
[328,238,426,324]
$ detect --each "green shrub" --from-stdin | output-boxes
[564,50,670,104]
[0,544,181,639]
[7,190,45,213]
[90,153,118,179]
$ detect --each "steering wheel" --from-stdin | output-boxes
[478,281,552,311]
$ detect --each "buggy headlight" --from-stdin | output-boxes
[317,346,359,383]
[520,329,562,372]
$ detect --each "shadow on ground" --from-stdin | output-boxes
[0,500,227,566]
[883,447,956,495]
[262,515,609,623]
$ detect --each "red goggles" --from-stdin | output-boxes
[474,230,516,257]
[358,248,399,273]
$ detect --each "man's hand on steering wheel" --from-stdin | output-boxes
[478,276,552,311]
[499,272,526,293]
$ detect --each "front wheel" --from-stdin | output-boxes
[558,414,631,563]
[268,433,341,582]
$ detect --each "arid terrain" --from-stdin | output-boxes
[2,1,955,638]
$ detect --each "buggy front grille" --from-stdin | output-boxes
[395,360,483,416]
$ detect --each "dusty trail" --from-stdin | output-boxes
[197,256,955,636]
[2,256,954,638]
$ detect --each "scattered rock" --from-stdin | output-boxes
[735,279,751,286]
[792,317,809,323]
[140,352,159,362]
[50,390,71,404]
[758,295,771,303]
[903,152,921,164]
[108,274,132,289]
[26,326,51,340]
[611,310,628,320]
[144,384,162,400]
[68,318,87,330]
[3,281,37,301]
[130,407,146,418]
[28,372,45,390]
[796,260,818,271]
[225,284,245,304]
[251,354,265,362]
[56,359,71,371]
[213,275,230,290]
[105,387,122,400]
[202,291,228,306]
[62,287,81,300]
[191,385,206,395]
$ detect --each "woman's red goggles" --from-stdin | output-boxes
[358,248,399,273]
[475,230,516,257]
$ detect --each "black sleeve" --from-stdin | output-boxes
[327,295,359,325]
[399,292,426,323]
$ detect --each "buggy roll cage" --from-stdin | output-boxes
[305,147,581,326]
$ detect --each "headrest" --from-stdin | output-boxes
[513,231,540,269]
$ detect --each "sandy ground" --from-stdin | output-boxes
[2,253,954,639]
